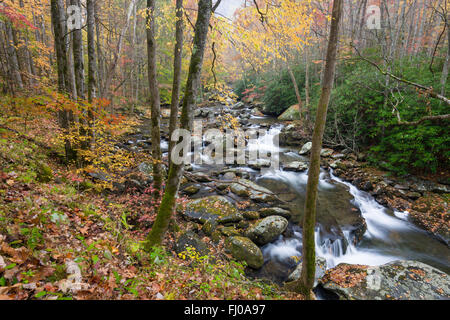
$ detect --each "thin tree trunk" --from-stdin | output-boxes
[5,23,24,90]
[168,0,184,159]
[145,0,212,249]
[305,47,310,117]
[51,0,77,162]
[287,0,343,299]
[87,0,97,102]
[286,63,303,118]
[71,0,85,100]
[146,0,163,200]
[440,22,450,98]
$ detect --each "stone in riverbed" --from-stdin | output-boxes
[225,236,264,269]
[183,196,243,224]
[278,104,300,121]
[287,256,327,284]
[320,260,450,300]
[259,207,292,219]
[222,171,236,180]
[243,211,260,220]
[320,148,334,157]
[299,142,312,155]
[245,216,289,245]
[284,161,308,172]
[230,179,276,203]
[249,159,271,170]
[191,172,211,182]
[183,185,200,195]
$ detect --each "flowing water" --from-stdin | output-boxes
[248,122,450,280]
[158,107,449,282]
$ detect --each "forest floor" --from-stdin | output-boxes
[0,111,304,300]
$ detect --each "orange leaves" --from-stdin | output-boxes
[322,264,369,288]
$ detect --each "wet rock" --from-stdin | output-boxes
[183,196,242,224]
[279,129,305,147]
[183,185,200,195]
[394,184,409,191]
[360,181,373,192]
[246,216,289,245]
[230,179,276,203]
[320,260,450,300]
[249,159,271,170]
[284,161,308,172]
[278,104,300,121]
[225,236,264,269]
[220,226,241,237]
[232,102,245,109]
[201,220,217,236]
[175,231,209,256]
[332,153,346,159]
[243,211,260,220]
[320,148,334,157]
[299,142,312,155]
[287,257,327,284]
[259,207,292,219]
[191,172,211,182]
[222,171,236,180]
[407,191,421,200]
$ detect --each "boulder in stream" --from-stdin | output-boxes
[320,260,450,300]
[225,236,264,269]
[284,161,308,172]
[299,142,312,155]
[278,104,300,121]
[287,256,327,284]
[259,207,292,219]
[246,216,289,245]
[230,179,276,203]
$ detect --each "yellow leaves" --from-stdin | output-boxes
[230,0,315,75]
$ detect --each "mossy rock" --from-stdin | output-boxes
[225,236,264,269]
[175,231,209,256]
[278,104,300,121]
[245,216,288,245]
[243,211,260,220]
[259,207,291,219]
[36,161,53,183]
[183,196,243,225]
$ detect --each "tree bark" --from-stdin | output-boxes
[87,0,98,102]
[146,0,163,200]
[440,21,450,98]
[145,0,212,249]
[50,0,77,162]
[70,0,85,100]
[287,0,343,299]
[286,63,303,119]
[168,0,185,159]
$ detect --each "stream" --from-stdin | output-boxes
[151,102,449,286]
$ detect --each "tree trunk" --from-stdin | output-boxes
[168,0,184,159]
[146,0,163,200]
[304,47,310,118]
[440,22,450,98]
[87,0,97,102]
[51,0,77,162]
[287,0,343,299]
[145,0,212,249]
[70,0,85,100]
[286,63,303,118]
[5,22,24,90]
